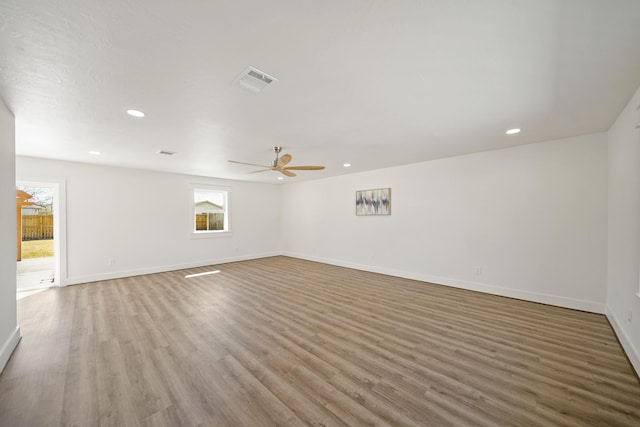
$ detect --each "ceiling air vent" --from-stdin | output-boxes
[158,150,176,156]
[234,66,278,93]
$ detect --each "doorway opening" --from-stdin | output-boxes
[16,180,64,293]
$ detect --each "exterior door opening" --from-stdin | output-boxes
[16,181,61,293]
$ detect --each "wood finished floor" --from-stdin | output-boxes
[0,256,638,426]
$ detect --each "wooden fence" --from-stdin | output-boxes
[195,213,224,231]
[22,214,54,240]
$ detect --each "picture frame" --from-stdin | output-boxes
[356,188,391,216]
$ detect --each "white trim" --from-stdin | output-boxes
[282,252,606,314]
[189,184,231,235]
[55,180,68,286]
[0,326,21,374]
[63,251,281,286]
[189,231,233,240]
[605,306,640,378]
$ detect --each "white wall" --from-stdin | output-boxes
[606,86,640,375]
[0,100,20,373]
[282,133,608,313]
[16,157,282,284]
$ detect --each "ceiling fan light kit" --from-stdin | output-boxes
[229,146,325,178]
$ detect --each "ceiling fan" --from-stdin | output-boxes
[228,146,325,177]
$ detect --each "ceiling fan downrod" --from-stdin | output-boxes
[272,146,282,167]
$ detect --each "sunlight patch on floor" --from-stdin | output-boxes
[185,270,220,279]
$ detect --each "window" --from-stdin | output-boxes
[190,186,230,237]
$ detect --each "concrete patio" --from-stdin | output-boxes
[17,256,55,292]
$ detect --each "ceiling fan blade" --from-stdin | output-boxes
[228,160,271,168]
[249,169,273,174]
[283,165,326,171]
[277,154,292,168]
[280,169,296,177]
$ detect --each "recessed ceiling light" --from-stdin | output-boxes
[127,109,145,118]
[506,128,521,135]
[88,150,101,155]
[343,163,352,167]
[277,177,284,180]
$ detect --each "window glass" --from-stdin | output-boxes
[193,189,228,233]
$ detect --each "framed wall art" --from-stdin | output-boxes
[356,188,391,216]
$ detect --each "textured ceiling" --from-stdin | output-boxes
[2,0,640,183]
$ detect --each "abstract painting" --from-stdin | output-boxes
[356,188,391,216]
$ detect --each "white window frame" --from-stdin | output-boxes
[189,184,232,239]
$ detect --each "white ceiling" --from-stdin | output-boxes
[2,0,640,183]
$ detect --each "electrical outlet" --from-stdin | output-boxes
[107,258,115,267]
[628,311,633,323]
[475,267,483,276]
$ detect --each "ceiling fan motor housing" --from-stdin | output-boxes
[272,146,282,167]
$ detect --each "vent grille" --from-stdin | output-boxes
[158,150,176,156]
[234,66,278,93]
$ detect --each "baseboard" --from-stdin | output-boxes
[63,251,282,286]
[0,326,21,374]
[283,252,605,314]
[605,306,640,378]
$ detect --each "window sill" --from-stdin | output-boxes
[189,231,233,240]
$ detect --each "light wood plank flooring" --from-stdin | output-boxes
[1,256,638,426]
